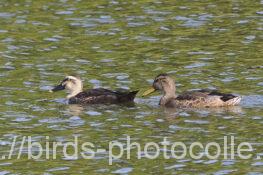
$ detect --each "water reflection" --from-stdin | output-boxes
[164,106,244,121]
[174,14,213,28]
[68,104,85,116]
[67,102,137,116]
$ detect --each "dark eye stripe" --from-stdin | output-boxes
[62,78,69,83]
[155,77,165,82]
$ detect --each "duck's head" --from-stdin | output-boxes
[50,76,83,98]
[143,73,176,97]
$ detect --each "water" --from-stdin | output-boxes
[0,0,263,174]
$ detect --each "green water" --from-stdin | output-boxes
[0,0,263,174]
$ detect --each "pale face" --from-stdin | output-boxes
[153,74,176,95]
[51,76,83,97]
[63,76,80,92]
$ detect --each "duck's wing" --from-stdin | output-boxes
[164,91,206,107]
[197,89,239,102]
[175,90,208,101]
[70,88,138,104]
[174,89,241,107]
[83,88,118,96]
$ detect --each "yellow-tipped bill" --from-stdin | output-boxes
[142,87,156,96]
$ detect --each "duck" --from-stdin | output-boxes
[50,76,138,104]
[143,73,242,108]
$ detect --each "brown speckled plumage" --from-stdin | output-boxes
[144,74,241,108]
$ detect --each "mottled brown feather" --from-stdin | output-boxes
[69,88,138,104]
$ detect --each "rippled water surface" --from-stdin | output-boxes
[0,0,263,174]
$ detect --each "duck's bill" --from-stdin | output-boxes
[142,87,156,96]
[49,84,65,92]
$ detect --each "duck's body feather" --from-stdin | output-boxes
[51,76,138,105]
[143,74,241,108]
[165,89,241,108]
[69,88,138,104]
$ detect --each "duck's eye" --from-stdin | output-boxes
[161,79,168,84]
[69,79,76,84]
[61,78,69,85]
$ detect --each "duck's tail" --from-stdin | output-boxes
[119,90,139,102]
[225,96,242,106]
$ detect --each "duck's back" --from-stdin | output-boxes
[69,88,138,104]
[165,89,241,107]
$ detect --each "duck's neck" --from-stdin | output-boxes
[67,88,82,99]
[160,87,176,106]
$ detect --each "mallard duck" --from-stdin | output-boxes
[50,76,138,104]
[143,73,241,108]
